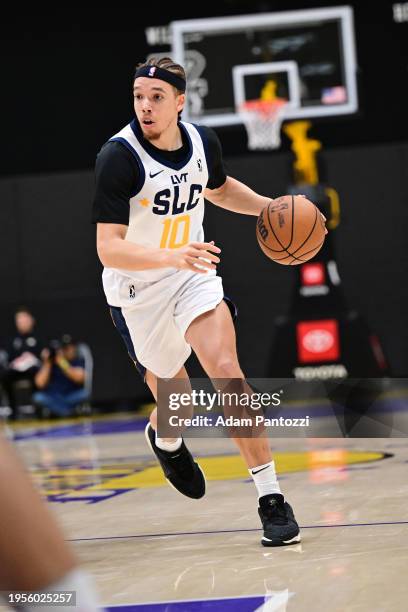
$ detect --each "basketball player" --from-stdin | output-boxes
[93,57,326,546]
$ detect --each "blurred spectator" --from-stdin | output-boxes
[0,433,101,610]
[1,306,43,418]
[33,335,89,417]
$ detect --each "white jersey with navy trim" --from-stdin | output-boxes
[102,119,210,306]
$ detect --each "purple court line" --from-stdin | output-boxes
[68,520,408,543]
[106,593,270,611]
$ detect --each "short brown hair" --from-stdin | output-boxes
[15,305,33,317]
[134,56,186,95]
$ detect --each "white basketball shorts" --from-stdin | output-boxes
[108,270,237,379]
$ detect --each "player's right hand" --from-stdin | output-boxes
[168,241,221,274]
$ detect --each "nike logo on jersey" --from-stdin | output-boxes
[251,465,270,475]
[149,169,164,178]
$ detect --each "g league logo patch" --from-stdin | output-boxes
[129,284,135,299]
[148,67,157,77]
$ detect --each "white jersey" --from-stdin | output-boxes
[102,119,209,306]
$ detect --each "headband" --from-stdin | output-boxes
[134,66,186,92]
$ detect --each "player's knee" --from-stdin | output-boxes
[212,356,242,379]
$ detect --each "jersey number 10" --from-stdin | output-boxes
[160,215,190,249]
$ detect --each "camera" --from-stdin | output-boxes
[48,339,61,361]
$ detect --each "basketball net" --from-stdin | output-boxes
[240,99,287,150]
[240,80,287,151]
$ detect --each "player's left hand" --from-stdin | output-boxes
[320,213,328,234]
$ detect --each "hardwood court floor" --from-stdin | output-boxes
[4,411,408,611]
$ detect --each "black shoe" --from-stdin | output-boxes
[145,423,206,499]
[258,493,301,546]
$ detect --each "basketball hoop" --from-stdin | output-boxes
[240,98,287,151]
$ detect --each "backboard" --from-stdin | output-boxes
[170,7,358,127]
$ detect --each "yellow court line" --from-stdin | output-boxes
[80,450,385,491]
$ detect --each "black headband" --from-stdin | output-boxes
[134,66,186,92]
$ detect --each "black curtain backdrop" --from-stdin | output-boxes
[1,143,408,401]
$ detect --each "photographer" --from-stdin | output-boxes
[33,335,89,417]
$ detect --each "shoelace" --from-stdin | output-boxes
[168,447,195,480]
[263,499,288,525]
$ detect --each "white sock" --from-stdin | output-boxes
[155,432,182,453]
[249,461,281,498]
[11,567,100,612]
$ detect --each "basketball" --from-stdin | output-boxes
[256,195,326,265]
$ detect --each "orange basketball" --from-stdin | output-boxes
[256,195,326,265]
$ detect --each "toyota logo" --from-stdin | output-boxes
[303,329,334,353]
